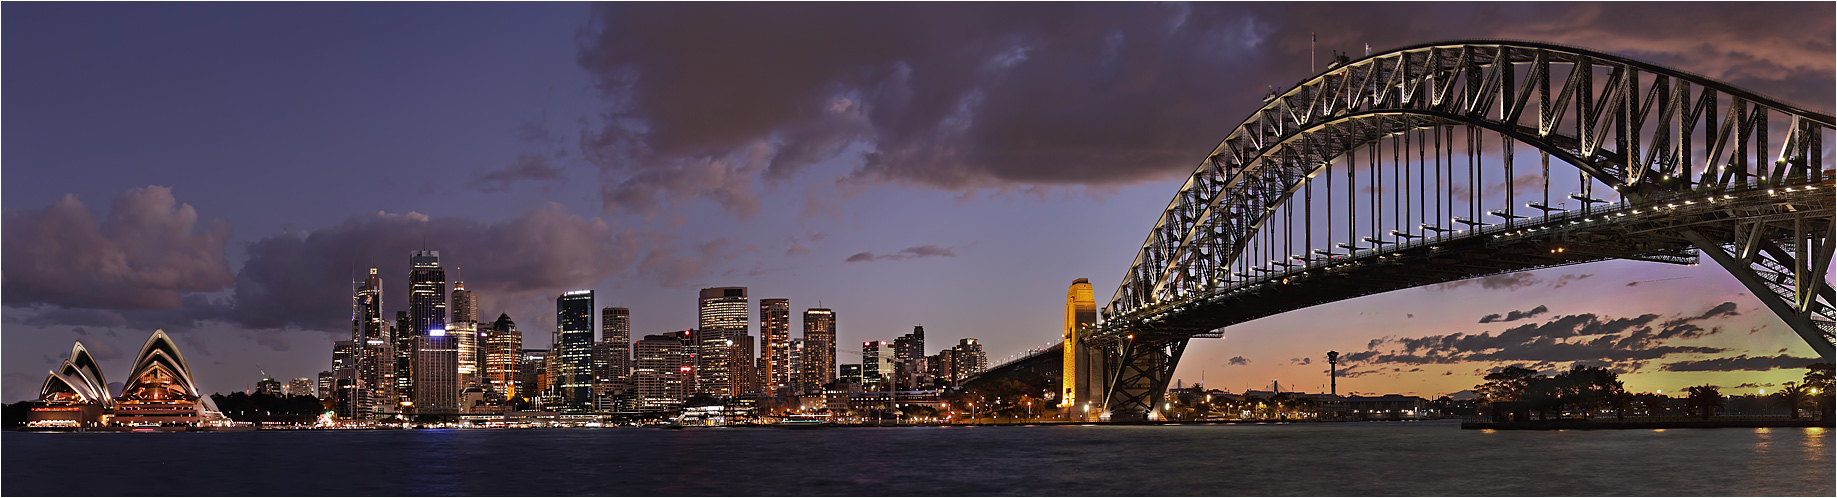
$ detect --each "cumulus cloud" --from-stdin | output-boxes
[1478,305,1550,324]
[569,3,1830,217]
[2,186,234,310]
[225,204,646,333]
[845,245,957,263]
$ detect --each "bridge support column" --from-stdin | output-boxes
[1101,336,1189,422]
[1682,227,1835,361]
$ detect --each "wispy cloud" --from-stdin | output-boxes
[845,244,957,263]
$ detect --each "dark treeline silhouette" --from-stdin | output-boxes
[3,402,33,428]
[1477,362,1833,422]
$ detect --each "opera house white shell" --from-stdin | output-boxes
[29,329,231,430]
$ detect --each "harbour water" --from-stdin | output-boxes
[5,420,1831,496]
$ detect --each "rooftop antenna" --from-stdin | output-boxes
[1311,32,1316,74]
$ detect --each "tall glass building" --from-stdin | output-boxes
[696,287,748,397]
[408,251,447,338]
[801,308,836,393]
[759,298,791,394]
[556,290,595,412]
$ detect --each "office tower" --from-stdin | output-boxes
[393,311,414,407]
[1062,278,1100,411]
[786,338,804,395]
[412,332,459,415]
[894,326,925,390]
[555,290,595,412]
[954,338,988,377]
[352,268,388,417]
[451,281,480,388]
[485,314,523,399]
[408,250,448,338]
[862,340,894,390]
[317,370,334,399]
[634,333,689,408]
[696,287,748,397]
[801,308,836,393]
[520,349,548,402]
[839,364,863,387]
[288,378,315,398]
[758,299,791,394]
[599,307,632,397]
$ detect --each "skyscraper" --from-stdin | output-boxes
[601,307,631,391]
[556,290,595,412]
[331,340,366,419]
[696,287,748,397]
[519,349,548,402]
[393,310,414,408]
[451,281,480,388]
[801,308,836,393]
[352,268,388,417]
[408,251,448,338]
[633,332,690,408]
[759,298,790,394]
[412,332,459,415]
[862,340,893,390]
[787,338,804,392]
[484,313,522,399]
[894,326,925,390]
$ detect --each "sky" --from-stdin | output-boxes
[4,2,1833,403]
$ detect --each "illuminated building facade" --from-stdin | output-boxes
[412,332,459,415]
[111,330,223,427]
[317,370,334,399]
[862,340,894,390]
[954,338,988,377]
[520,349,548,402]
[28,342,110,429]
[353,268,389,417]
[409,250,448,338]
[930,348,957,385]
[1061,278,1099,413]
[759,298,790,394]
[801,308,836,393]
[634,332,690,408]
[556,290,595,412]
[696,287,748,397]
[484,314,523,399]
[786,338,804,392]
[451,281,480,388]
[894,326,925,390]
[596,307,631,407]
[393,311,414,408]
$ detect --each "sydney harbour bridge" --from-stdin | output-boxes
[970,40,1834,422]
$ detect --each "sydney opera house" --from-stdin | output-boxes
[27,329,237,430]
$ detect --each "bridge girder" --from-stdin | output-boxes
[1091,40,1834,421]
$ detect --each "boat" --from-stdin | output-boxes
[774,413,835,429]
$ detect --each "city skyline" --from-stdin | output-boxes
[4,2,1833,404]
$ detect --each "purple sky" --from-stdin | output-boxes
[5,2,1832,403]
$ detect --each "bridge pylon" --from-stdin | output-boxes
[1097,333,1190,422]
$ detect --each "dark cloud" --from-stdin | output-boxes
[1348,301,1749,371]
[571,3,1830,216]
[472,154,566,193]
[225,204,644,332]
[1432,272,1541,292]
[845,245,957,263]
[1661,354,1822,372]
[1226,356,1250,366]
[1290,357,1312,365]
[1479,305,1550,323]
[2,186,234,310]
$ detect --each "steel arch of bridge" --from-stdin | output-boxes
[1091,40,1835,421]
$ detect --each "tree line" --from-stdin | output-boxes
[1475,362,1832,420]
